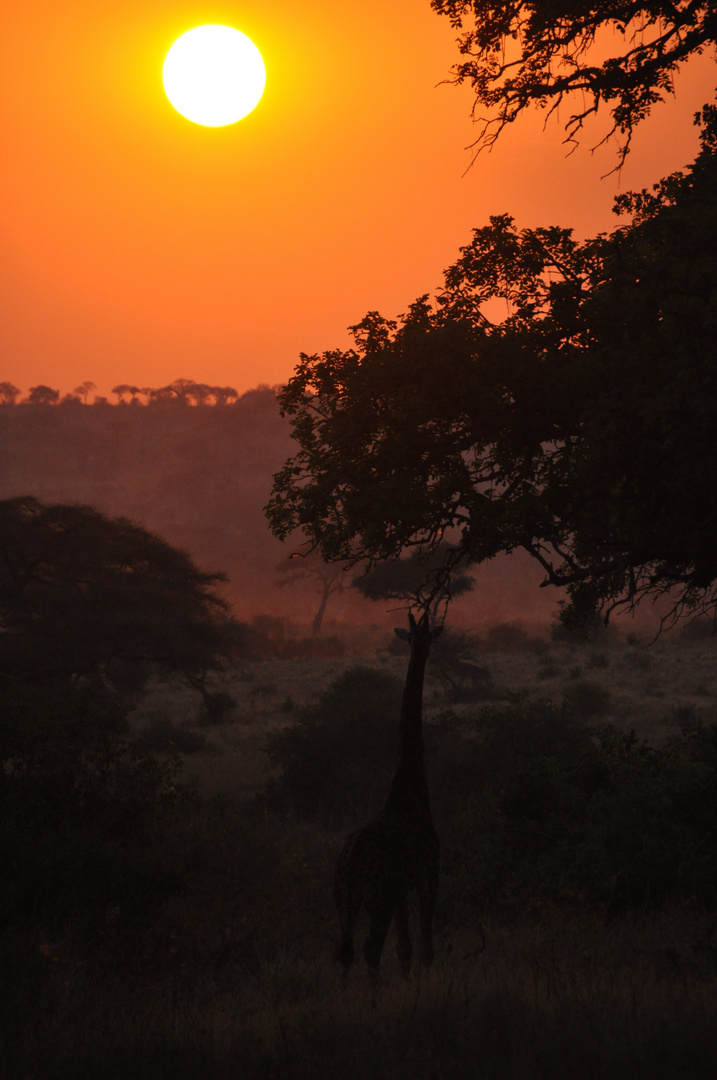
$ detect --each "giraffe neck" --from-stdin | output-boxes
[379,638,433,822]
[398,644,429,769]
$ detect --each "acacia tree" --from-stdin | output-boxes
[0,382,21,405]
[26,385,60,405]
[352,543,475,617]
[111,383,142,404]
[275,550,349,635]
[266,108,717,626]
[211,385,239,406]
[433,0,717,166]
[0,497,239,690]
[74,381,96,404]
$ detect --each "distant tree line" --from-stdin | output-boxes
[0,377,247,407]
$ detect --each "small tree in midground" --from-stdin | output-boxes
[275,549,349,636]
[352,543,474,613]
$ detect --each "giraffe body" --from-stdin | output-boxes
[334,611,440,980]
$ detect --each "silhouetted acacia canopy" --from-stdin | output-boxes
[432,0,717,164]
[0,497,236,684]
[266,109,717,623]
[352,544,474,610]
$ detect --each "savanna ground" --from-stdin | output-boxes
[5,619,717,1079]
[146,619,717,797]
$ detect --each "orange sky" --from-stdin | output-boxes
[2,1,715,399]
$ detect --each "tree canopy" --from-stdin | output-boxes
[0,497,237,687]
[352,544,475,614]
[266,107,717,625]
[432,0,717,165]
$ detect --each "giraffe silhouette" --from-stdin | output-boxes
[334,609,441,981]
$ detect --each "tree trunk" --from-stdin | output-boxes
[312,584,330,636]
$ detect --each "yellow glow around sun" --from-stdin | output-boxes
[163,25,266,127]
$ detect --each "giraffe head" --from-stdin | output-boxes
[394,610,443,653]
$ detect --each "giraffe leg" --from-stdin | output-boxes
[335,933,354,968]
[334,832,365,971]
[363,906,392,983]
[417,869,438,968]
[394,894,412,977]
[334,876,359,968]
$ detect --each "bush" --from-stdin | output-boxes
[0,678,189,934]
[268,656,717,916]
[552,587,611,642]
[441,707,717,916]
[562,678,612,719]
[268,665,717,915]
[266,666,402,822]
[136,717,210,754]
[428,627,497,702]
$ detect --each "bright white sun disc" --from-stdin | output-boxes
[163,25,266,126]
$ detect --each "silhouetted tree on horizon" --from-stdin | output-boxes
[7,379,246,408]
[26,385,60,406]
[0,382,21,405]
[74,381,96,404]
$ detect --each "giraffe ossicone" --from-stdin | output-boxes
[333,609,441,982]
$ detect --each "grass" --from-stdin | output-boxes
[7,909,717,1079]
[133,627,717,799]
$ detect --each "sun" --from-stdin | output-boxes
[163,25,266,127]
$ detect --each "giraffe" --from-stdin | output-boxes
[333,609,441,982]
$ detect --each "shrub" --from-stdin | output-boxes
[269,665,717,915]
[0,678,190,934]
[552,588,610,642]
[562,679,612,719]
[136,717,210,754]
[441,706,717,915]
[479,621,543,652]
[266,666,402,821]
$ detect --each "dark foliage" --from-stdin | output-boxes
[268,668,717,913]
[266,666,403,821]
[438,712,717,916]
[552,589,611,642]
[0,496,238,692]
[0,498,241,981]
[561,678,612,720]
[352,542,474,613]
[27,384,60,405]
[0,678,189,936]
[267,109,717,626]
[432,0,717,166]
[111,378,240,406]
[427,626,497,701]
